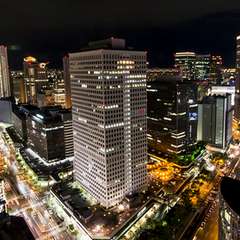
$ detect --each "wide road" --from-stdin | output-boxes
[0,128,73,240]
[194,201,218,240]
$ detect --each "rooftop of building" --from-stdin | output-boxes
[200,94,232,104]
[19,104,40,113]
[20,147,73,181]
[0,97,14,102]
[220,176,240,216]
[30,106,67,124]
[6,126,24,146]
[82,37,127,51]
[70,37,147,54]
[14,103,72,125]
[51,181,155,239]
[175,52,196,57]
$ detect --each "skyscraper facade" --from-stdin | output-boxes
[195,54,210,81]
[23,56,48,105]
[11,71,26,103]
[63,55,72,109]
[209,55,223,85]
[235,35,240,120]
[0,46,10,98]
[147,79,198,155]
[175,52,196,80]
[48,70,66,107]
[197,94,233,150]
[69,38,147,207]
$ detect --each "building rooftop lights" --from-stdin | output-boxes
[24,56,37,63]
[175,52,196,57]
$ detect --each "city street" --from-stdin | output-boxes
[195,202,218,240]
[0,126,73,240]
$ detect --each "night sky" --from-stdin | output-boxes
[2,0,240,69]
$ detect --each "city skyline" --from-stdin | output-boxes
[1,2,240,239]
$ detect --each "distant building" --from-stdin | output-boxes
[235,35,240,120]
[147,68,180,82]
[0,46,10,98]
[209,55,223,85]
[195,54,210,81]
[54,77,65,108]
[26,106,73,164]
[222,68,236,85]
[147,78,198,155]
[175,52,196,80]
[63,56,72,109]
[69,38,147,207]
[198,94,233,150]
[23,56,48,105]
[47,69,66,107]
[219,177,240,240]
[10,71,26,104]
[36,90,55,108]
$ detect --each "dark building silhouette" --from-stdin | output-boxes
[147,78,198,155]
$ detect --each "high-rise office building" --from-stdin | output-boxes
[0,46,10,98]
[209,55,223,85]
[63,55,72,109]
[198,94,233,150]
[219,177,240,240]
[69,38,147,207]
[195,54,210,81]
[147,79,198,155]
[11,71,26,103]
[54,78,65,108]
[58,109,74,158]
[235,35,240,120]
[23,56,48,105]
[47,69,66,107]
[175,52,196,80]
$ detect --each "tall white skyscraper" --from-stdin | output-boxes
[0,46,10,98]
[70,38,147,207]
